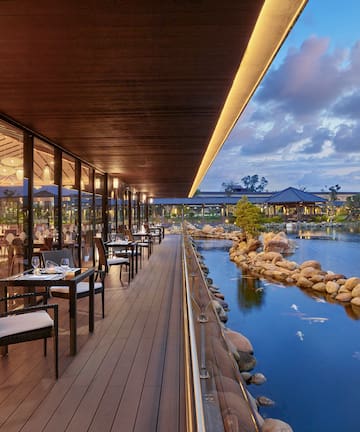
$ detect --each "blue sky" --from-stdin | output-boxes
[200,0,360,193]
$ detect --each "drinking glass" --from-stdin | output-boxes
[31,256,40,274]
[60,257,70,270]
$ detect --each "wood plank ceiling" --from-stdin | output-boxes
[0,0,266,197]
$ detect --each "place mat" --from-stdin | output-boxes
[19,274,64,280]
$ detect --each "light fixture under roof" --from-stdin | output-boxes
[1,156,22,167]
[0,165,16,176]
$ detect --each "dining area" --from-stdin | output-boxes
[0,233,185,432]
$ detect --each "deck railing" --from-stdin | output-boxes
[182,228,261,432]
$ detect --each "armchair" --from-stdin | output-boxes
[0,291,59,379]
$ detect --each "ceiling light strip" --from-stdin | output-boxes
[188,0,308,197]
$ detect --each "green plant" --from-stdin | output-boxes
[234,196,263,239]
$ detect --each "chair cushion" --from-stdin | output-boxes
[50,282,102,295]
[108,257,129,265]
[0,311,53,338]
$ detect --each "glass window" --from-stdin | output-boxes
[0,121,25,277]
[33,139,57,253]
[81,165,94,266]
[62,153,79,265]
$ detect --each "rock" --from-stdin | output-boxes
[256,395,275,407]
[338,285,351,293]
[249,372,267,385]
[276,260,298,271]
[202,224,215,234]
[263,232,295,254]
[324,273,346,282]
[218,391,264,430]
[297,276,314,289]
[351,297,360,307]
[300,260,322,270]
[246,238,262,253]
[351,284,360,297]
[240,372,252,383]
[237,351,257,372]
[335,292,353,302]
[312,282,326,292]
[300,266,319,277]
[344,277,360,291]
[326,281,339,294]
[212,300,228,322]
[310,274,325,283]
[260,251,283,262]
[262,418,293,432]
[225,329,254,354]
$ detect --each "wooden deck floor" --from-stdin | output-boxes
[0,235,186,432]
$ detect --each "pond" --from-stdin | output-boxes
[196,229,360,432]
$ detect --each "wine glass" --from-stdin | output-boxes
[31,256,40,274]
[60,257,70,270]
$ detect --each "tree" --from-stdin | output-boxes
[241,175,268,192]
[329,184,341,201]
[345,193,360,219]
[221,181,238,195]
[222,175,268,194]
[234,196,262,238]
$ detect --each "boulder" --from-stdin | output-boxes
[296,276,314,289]
[263,232,295,254]
[344,277,360,291]
[225,329,254,354]
[218,391,264,430]
[351,297,360,307]
[352,284,360,297]
[260,251,283,262]
[312,282,326,292]
[256,395,275,407]
[336,292,353,302]
[300,266,320,278]
[324,273,346,282]
[326,281,339,294]
[237,351,257,372]
[276,260,298,271]
[249,372,267,385]
[300,260,322,270]
[310,274,325,283]
[262,418,293,432]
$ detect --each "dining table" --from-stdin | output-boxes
[105,240,139,278]
[0,266,95,356]
[132,232,153,258]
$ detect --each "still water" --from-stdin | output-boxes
[196,230,360,432]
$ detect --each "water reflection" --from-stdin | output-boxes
[196,234,360,431]
[237,270,265,312]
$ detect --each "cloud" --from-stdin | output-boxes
[256,37,360,118]
[332,123,360,153]
[332,90,360,118]
[200,35,360,192]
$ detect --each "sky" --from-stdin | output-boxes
[200,0,360,193]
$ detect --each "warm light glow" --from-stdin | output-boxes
[142,193,147,203]
[95,178,101,189]
[189,0,308,197]
[43,164,51,182]
[0,164,16,176]
[113,178,119,189]
[1,156,22,167]
[16,168,24,181]
[149,197,154,204]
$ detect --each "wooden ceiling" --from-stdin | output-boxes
[0,0,295,197]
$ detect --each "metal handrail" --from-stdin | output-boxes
[182,235,207,432]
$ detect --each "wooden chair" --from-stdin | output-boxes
[126,228,152,260]
[94,237,130,286]
[42,249,106,318]
[0,291,59,379]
